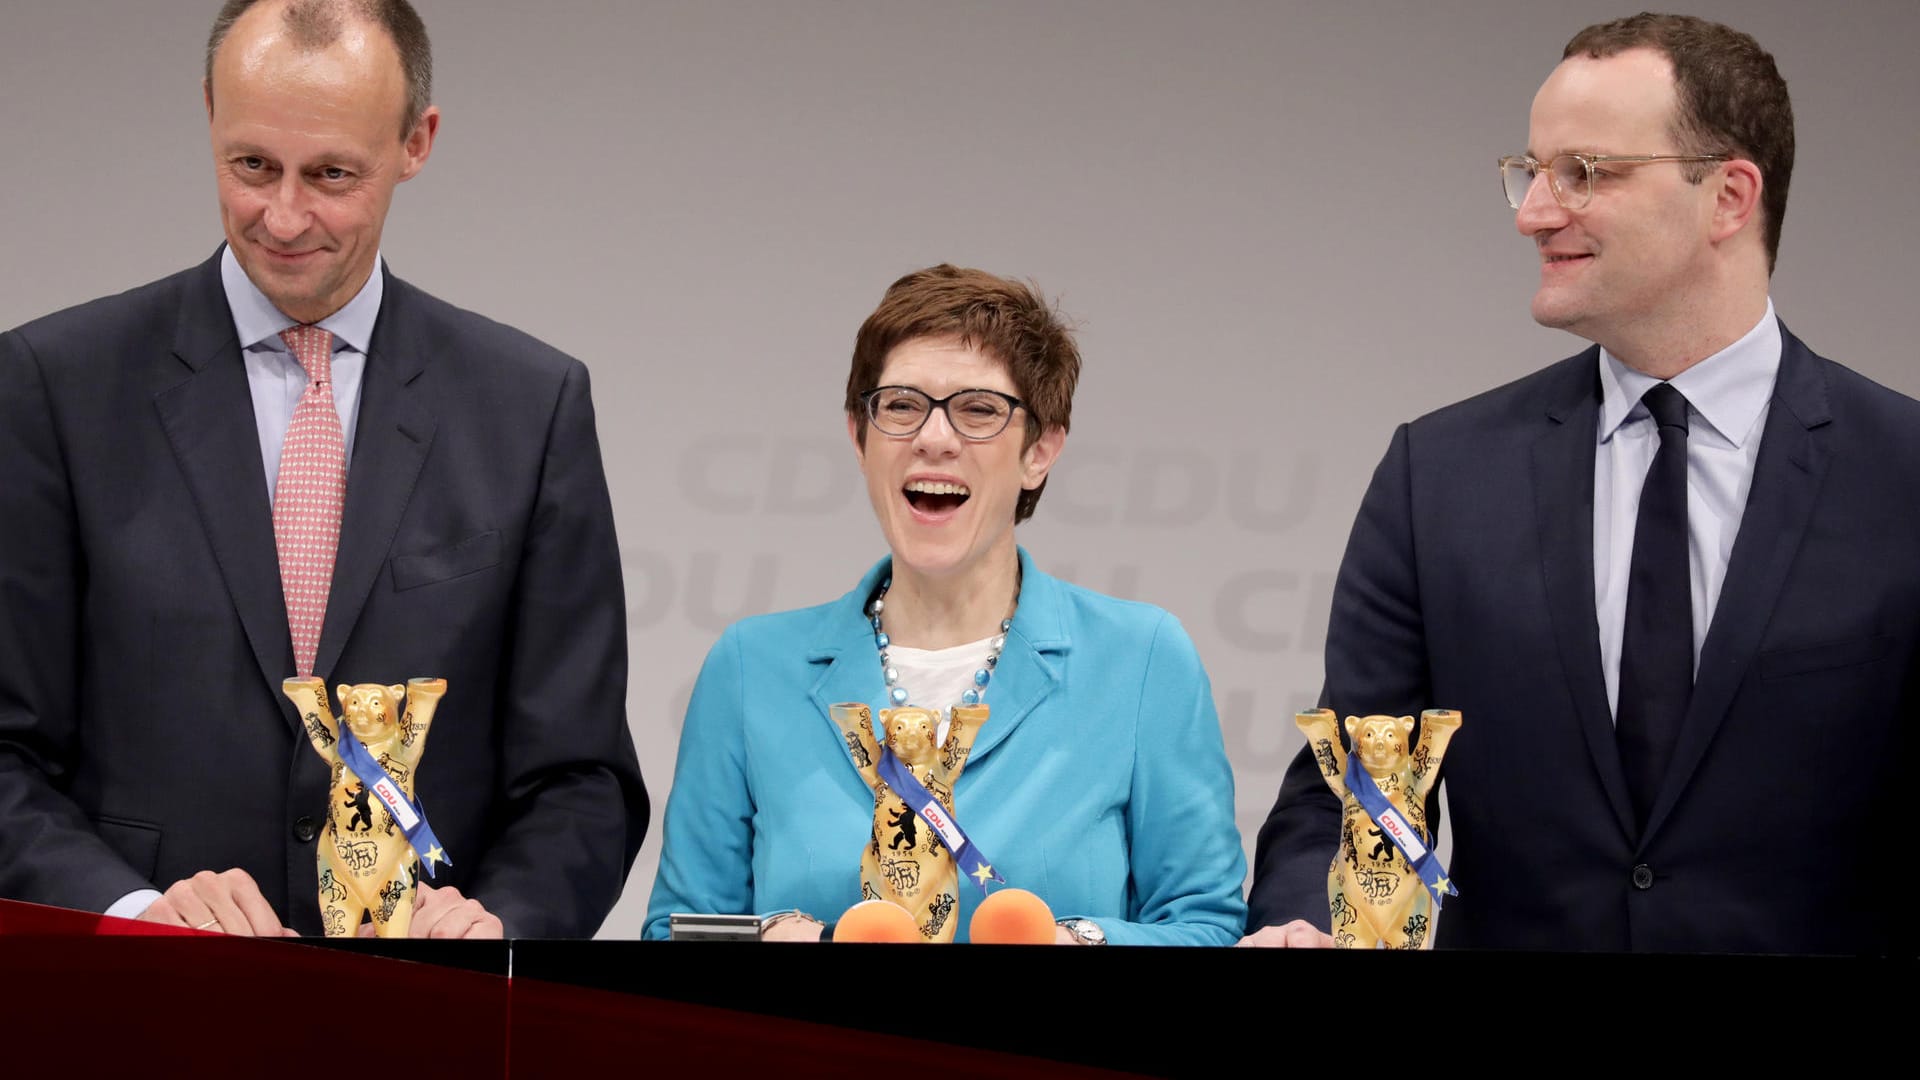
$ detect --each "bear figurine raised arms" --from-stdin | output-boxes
[1295,708,1463,949]
[283,677,449,938]
[830,702,989,943]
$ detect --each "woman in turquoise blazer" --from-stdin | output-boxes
[643,266,1245,945]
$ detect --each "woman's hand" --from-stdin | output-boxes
[759,912,826,942]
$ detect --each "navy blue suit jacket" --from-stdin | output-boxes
[1249,326,1918,954]
[0,252,648,936]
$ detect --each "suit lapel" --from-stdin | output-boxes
[312,269,436,679]
[1529,351,1637,839]
[962,549,1063,768]
[1643,327,1831,839]
[152,253,295,706]
[808,559,896,754]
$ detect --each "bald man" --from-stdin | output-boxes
[0,0,648,939]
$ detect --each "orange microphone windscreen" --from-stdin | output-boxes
[968,888,1056,945]
[833,899,922,943]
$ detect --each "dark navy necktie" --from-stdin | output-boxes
[1616,382,1693,831]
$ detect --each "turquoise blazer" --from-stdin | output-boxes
[644,549,1247,944]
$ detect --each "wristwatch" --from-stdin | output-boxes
[1057,917,1107,946]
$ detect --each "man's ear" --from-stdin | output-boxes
[1708,158,1763,246]
[1020,427,1066,490]
[397,105,441,183]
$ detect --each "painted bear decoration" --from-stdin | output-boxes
[283,677,446,938]
[1295,708,1462,949]
[830,703,987,942]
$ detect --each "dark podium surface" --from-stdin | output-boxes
[1,899,1907,1077]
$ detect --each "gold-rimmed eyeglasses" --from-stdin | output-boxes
[1498,152,1728,210]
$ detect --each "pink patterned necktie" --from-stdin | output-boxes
[274,325,347,678]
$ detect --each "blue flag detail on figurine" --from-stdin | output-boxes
[1345,751,1456,906]
[339,726,450,878]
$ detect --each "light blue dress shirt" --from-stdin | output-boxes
[1593,301,1781,717]
[222,245,379,501]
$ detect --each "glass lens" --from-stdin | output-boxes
[947,390,1013,438]
[1500,157,1537,209]
[868,387,931,434]
[1549,155,1592,209]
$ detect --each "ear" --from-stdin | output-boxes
[203,77,214,123]
[1398,716,1415,735]
[1707,158,1763,247]
[336,683,351,709]
[847,412,868,471]
[386,684,406,708]
[396,105,441,184]
[1344,715,1360,738]
[1020,426,1066,491]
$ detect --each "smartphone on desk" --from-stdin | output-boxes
[668,912,763,942]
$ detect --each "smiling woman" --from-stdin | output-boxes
[643,264,1248,945]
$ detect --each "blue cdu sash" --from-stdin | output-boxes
[1346,752,1457,906]
[338,728,450,879]
[875,747,1005,895]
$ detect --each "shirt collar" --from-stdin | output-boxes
[1597,298,1780,448]
[220,244,384,355]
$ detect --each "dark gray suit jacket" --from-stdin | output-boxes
[0,251,649,936]
[1249,327,1918,954]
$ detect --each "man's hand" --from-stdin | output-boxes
[410,882,504,939]
[1236,919,1336,948]
[139,869,295,937]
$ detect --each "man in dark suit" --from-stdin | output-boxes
[0,0,647,938]
[1245,13,1917,953]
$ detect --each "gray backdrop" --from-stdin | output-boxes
[4,1,1914,938]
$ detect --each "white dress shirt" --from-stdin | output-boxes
[1592,300,1781,719]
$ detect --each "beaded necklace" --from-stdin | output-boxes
[869,575,1018,711]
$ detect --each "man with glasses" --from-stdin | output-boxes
[1244,13,1918,953]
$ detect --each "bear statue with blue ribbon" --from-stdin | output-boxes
[831,702,998,942]
[1296,708,1462,949]
[284,677,450,938]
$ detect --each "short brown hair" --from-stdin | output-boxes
[207,0,432,139]
[1564,12,1794,272]
[845,265,1081,524]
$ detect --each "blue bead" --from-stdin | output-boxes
[875,632,890,649]
[1001,618,1013,632]
[960,689,980,705]
[890,686,909,706]
[973,669,991,687]
[871,615,883,629]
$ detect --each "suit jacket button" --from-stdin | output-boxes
[1631,863,1655,890]
[293,816,320,843]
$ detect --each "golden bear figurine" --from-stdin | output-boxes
[1295,708,1462,949]
[283,677,446,938]
[830,703,987,943]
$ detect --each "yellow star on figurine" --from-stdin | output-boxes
[970,862,996,886]
[1430,876,1451,895]
[425,844,446,866]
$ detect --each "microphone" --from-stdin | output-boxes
[832,899,922,943]
[968,888,1056,944]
